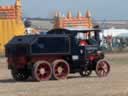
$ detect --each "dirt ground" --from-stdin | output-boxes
[0,53,128,96]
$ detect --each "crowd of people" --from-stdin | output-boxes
[101,35,128,51]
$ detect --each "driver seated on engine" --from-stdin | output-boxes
[88,36,98,45]
[76,32,88,46]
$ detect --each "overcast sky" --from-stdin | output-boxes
[0,0,127,20]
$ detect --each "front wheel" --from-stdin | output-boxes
[95,59,110,77]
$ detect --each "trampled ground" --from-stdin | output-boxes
[0,53,128,96]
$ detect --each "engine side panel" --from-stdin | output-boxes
[31,35,71,55]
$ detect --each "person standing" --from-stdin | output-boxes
[24,19,39,35]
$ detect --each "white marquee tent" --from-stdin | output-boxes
[102,27,128,37]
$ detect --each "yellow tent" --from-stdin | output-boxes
[0,0,25,53]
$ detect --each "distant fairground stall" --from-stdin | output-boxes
[54,10,93,29]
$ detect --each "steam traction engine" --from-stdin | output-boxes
[5,28,110,81]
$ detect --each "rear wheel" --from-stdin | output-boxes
[32,61,52,81]
[52,59,70,80]
[11,68,30,81]
[95,59,110,77]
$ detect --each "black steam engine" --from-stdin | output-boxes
[5,28,110,81]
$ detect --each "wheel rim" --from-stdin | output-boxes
[33,61,52,81]
[96,60,110,77]
[53,60,70,80]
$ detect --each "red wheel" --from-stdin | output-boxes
[52,59,70,80]
[32,61,52,81]
[95,59,110,77]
